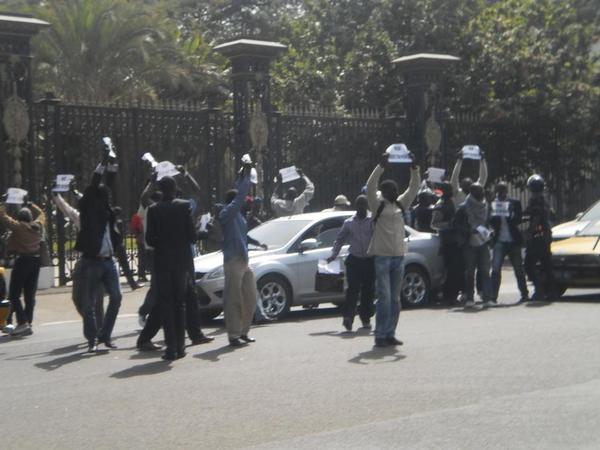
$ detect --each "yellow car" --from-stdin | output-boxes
[551,220,600,296]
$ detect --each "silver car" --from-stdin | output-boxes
[194,211,445,321]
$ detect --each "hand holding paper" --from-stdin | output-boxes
[102,137,117,159]
[5,188,28,205]
[318,259,342,275]
[141,152,158,168]
[155,161,180,180]
[279,166,301,184]
[461,145,481,161]
[386,143,412,164]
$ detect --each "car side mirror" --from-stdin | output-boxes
[575,212,584,220]
[298,238,318,253]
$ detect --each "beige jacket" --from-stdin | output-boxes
[450,158,488,206]
[0,203,46,255]
[366,165,420,257]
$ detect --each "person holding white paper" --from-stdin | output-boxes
[450,149,488,205]
[270,168,314,217]
[327,195,375,331]
[366,152,420,347]
[454,183,493,307]
[0,199,46,337]
[489,182,529,303]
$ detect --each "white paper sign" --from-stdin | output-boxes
[462,145,481,160]
[242,153,253,164]
[318,259,343,275]
[102,137,117,158]
[492,201,510,218]
[6,188,28,204]
[426,167,445,183]
[386,143,412,163]
[155,161,180,180]
[198,212,211,232]
[53,174,75,192]
[476,225,492,241]
[250,168,258,185]
[141,152,158,168]
[279,166,301,184]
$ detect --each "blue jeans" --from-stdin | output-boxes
[463,245,493,302]
[374,256,404,339]
[81,258,122,343]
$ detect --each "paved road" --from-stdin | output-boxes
[2,272,600,450]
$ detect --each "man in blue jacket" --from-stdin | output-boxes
[219,161,257,347]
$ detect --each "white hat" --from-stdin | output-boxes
[334,195,351,206]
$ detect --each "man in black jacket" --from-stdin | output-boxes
[489,182,529,303]
[145,176,197,360]
[76,155,122,353]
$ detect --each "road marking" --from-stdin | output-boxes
[41,314,138,327]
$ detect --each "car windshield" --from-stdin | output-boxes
[579,219,600,237]
[581,200,600,221]
[248,219,312,249]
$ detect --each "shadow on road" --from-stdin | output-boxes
[110,360,172,378]
[195,344,238,362]
[310,328,372,340]
[348,346,406,365]
[35,349,109,371]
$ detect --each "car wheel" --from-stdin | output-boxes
[256,274,292,321]
[199,309,222,322]
[401,265,430,308]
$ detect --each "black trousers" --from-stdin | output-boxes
[138,272,205,349]
[155,268,186,355]
[8,255,41,325]
[138,250,155,317]
[344,255,375,322]
[440,242,464,301]
[524,239,556,297]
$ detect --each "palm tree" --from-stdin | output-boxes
[31,0,218,101]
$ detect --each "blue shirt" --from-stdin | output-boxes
[330,214,373,259]
[219,176,251,263]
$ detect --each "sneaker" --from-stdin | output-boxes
[342,317,353,332]
[138,314,146,329]
[10,323,31,336]
[2,323,14,334]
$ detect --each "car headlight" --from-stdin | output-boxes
[206,266,225,280]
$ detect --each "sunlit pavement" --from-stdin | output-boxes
[2,270,600,450]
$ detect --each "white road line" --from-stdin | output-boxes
[41,314,138,327]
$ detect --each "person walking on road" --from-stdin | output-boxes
[75,153,122,353]
[0,200,45,336]
[220,161,258,347]
[327,195,375,331]
[454,183,494,307]
[489,182,529,303]
[366,152,420,347]
[271,168,314,217]
[145,176,197,360]
[523,174,557,301]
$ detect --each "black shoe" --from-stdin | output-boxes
[129,281,144,290]
[86,341,98,353]
[342,317,353,332]
[374,338,388,348]
[240,335,256,343]
[229,338,247,347]
[386,337,404,346]
[190,335,215,345]
[137,341,162,351]
[360,320,371,329]
[161,353,177,361]
[98,338,117,349]
[177,351,187,359]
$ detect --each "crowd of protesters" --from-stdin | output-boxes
[0,141,559,355]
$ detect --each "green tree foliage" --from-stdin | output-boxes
[29,0,219,101]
